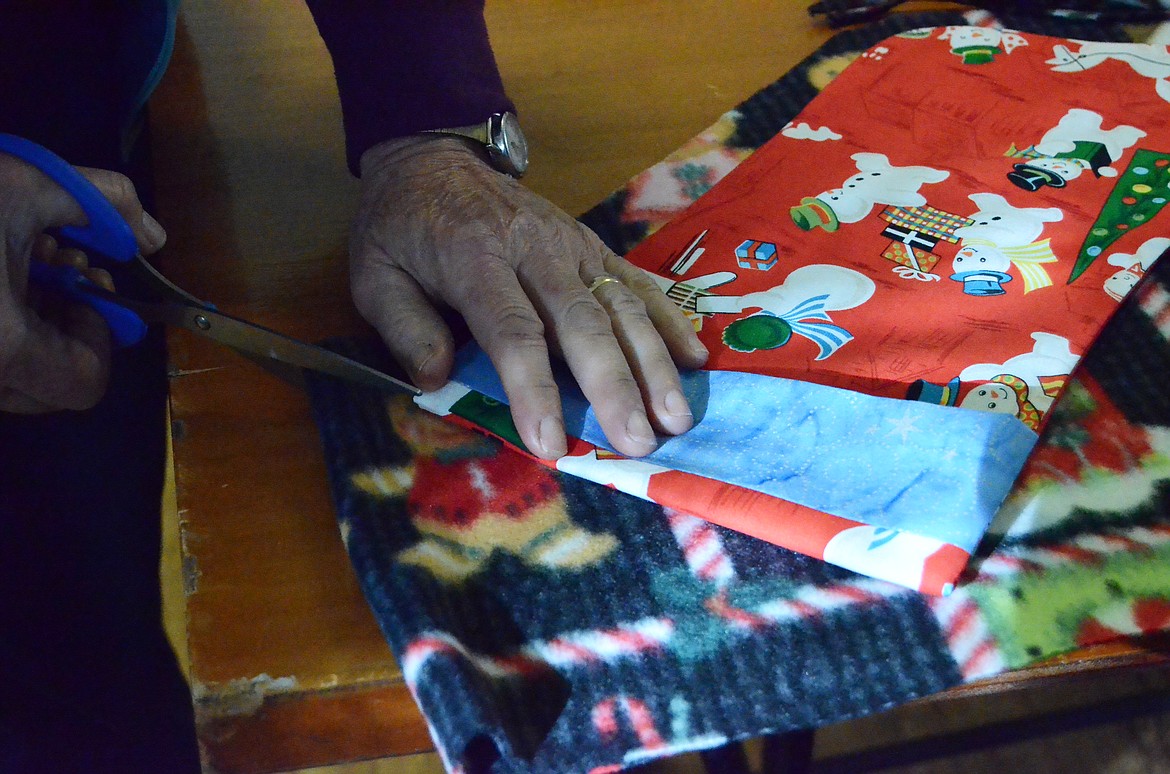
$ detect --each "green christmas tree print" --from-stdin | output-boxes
[1070,149,1170,283]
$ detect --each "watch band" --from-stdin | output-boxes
[421,111,528,178]
[423,121,490,145]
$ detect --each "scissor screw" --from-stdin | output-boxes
[194,315,211,331]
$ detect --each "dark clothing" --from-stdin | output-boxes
[0,1,514,172]
[306,0,514,174]
[0,5,196,772]
[0,3,510,771]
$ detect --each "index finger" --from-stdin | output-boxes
[452,258,568,460]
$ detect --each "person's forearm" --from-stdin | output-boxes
[305,0,514,176]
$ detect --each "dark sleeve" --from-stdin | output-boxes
[0,3,167,171]
[305,0,515,176]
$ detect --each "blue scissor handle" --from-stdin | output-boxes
[0,133,138,262]
[0,133,146,346]
[26,263,148,347]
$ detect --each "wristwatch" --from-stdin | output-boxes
[423,111,529,178]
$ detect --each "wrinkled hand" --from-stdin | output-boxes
[0,152,166,413]
[351,136,708,460]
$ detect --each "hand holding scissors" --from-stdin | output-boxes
[0,133,418,409]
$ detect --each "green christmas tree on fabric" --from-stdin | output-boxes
[1070,150,1170,282]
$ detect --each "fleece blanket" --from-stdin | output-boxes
[307,11,1170,773]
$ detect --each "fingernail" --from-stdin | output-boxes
[664,388,692,419]
[690,340,709,360]
[142,211,166,249]
[410,346,437,384]
[537,415,567,459]
[85,268,116,292]
[626,411,657,449]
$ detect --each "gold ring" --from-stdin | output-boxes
[587,274,622,295]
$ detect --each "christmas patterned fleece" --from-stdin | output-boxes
[307,12,1170,773]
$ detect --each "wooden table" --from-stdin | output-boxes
[152,3,1169,772]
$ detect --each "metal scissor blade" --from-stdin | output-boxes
[174,306,421,395]
[75,284,420,396]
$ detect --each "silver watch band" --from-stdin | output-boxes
[419,112,528,178]
[421,121,489,145]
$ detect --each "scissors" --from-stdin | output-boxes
[0,133,419,396]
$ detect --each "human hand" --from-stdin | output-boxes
[0,151,166,413]
[351,135,708,460]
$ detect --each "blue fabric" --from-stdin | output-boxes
[451,344,1038,550]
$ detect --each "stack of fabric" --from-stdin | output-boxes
[308,9,1170,773]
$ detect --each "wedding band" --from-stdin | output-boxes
[587,274,622,295]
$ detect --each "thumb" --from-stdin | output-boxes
[77,167,167,255]
[352,263,454,391]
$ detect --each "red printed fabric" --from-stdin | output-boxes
[632,27,1170,404]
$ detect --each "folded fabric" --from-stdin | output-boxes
[421,349,1038,594]
[424,21,1170,595]
[307,12,1170,773]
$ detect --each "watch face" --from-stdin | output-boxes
[498,112,529,177]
